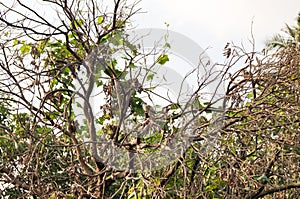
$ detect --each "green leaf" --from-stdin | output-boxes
[247,93,253,99]
[130,95,145,116]
[20,44,31,55]
[13,39,19,46]
[146,73,155,81]
[193,99,204,109]
[100,33,111,43]
[70,19,84,28]
[50,79,58,89]
[49,113,56,120]
[204,185,217,192]
[96,114,110,125]
[205,109,212,114]
[76,102,82,108]
[157,54,169,65]
[203,102,212,106]
[112,34,123,46]
[124,40,138,55]
[116,20,124,27]
[96,117,105,125]
[255,175,270,182]
[164,42,171,48]
[295,147,300,155]
[97,16,104,25]
[128,63,136,68]
[63,67,71,75]
[170,103,180,110]
[49,193,57,199]
[96,80,103,87]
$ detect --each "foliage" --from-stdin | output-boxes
[219,44,300,198]
[267,12,300,49]
[0,1,300,198]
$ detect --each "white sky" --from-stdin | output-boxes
[133,0,300,62]
[3,0,299,62]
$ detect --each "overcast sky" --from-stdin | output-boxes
[4,0,299,63]
[133,0,300,62]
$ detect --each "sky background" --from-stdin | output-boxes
[4,0,300,63]
[133,0,300,63]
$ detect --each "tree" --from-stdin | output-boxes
[267,13,300,49]
[1,0,300,198]
[220,44,300,198]
[0,0,225,198]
